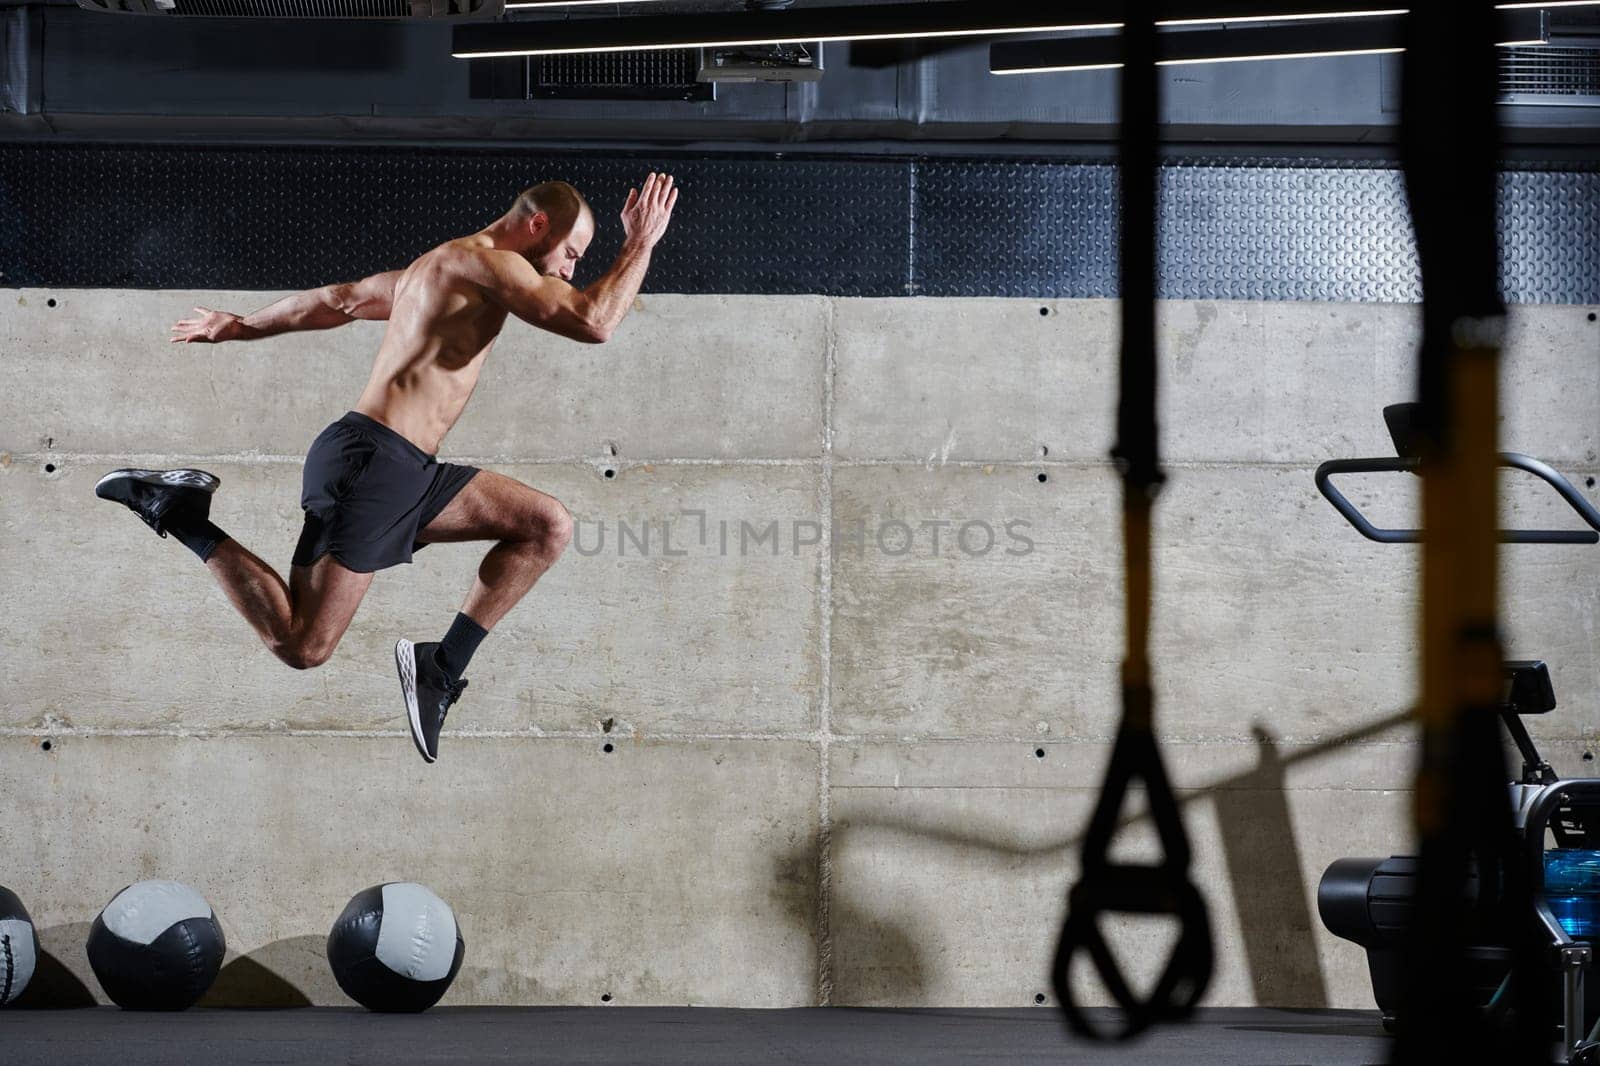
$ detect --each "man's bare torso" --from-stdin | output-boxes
[354,235,512,456]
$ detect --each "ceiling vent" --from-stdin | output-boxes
[470,50,715,102]
[1500,46,1600,105]
[535,49,713,101]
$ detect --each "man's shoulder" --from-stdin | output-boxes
[408,239,510,286]
[437,241,522,275]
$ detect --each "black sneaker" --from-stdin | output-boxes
[94,468,221,538]
[395,638,468,764]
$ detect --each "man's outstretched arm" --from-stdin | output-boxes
[170,270,403,344]
[488,242,652,345]
[490,172,678,345]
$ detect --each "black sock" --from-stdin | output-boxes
[164,509,230,564]
[434,612,488,682]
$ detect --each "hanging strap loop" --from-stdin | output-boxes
[1052,1,1212,1040]
[1052,694,1214,1040]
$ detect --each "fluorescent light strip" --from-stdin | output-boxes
[455,23,1123,58]
[995,47,1393,72]
[1166,1,1599,25]
[997,63,1125,73]
[995,39,1547,74]
[504,0,1599,10]
[1167,45,1396,62]
[1159,8,1404,26]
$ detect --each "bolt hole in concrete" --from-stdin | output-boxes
[603,743,615,754]
[1035,748,1046,759]
[1588,478,1597,490]
[46,298,57,308]
[1037,473,1048,483]
[44,463,56,473]
[1039,306,1049,316]
[1589,312,1597,322]
[41,739,53,752]
[601,993,613,1003]
[1586,752,1595,762]
[603,468,616,479]
[1034,993,1046,1004]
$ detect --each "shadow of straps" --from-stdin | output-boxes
[1051,703,1215,1041]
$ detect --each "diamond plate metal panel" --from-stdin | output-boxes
[912,159,1119,299]
[0,145,910,296]
[914,158,1598,305]
[0,145,1594,304]
[1158,163,1421,302]
[1501,167,1600,305]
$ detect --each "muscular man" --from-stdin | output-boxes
[95,173,679,763]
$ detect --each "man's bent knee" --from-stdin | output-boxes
[547,503,574,553]
[274,635,337,670]
[529,501,574,557]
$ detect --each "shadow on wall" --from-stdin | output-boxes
[199,935,331,1008]
[792,710,1410,1008]
[13,922,96,1008]
[770,836,929,1003]
[1212,725,1331,1008]
[16,925,336,1009]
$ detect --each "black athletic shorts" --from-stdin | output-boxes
[292,411,481,574]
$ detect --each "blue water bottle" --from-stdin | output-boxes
[1545,849,1600,938]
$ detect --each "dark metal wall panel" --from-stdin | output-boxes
[0,143,1595,304]
[915,161,1427,302]
[1501,168,1600,305]
[911,159,1119,298]
[1154,164,1419,303]
[0,145,910,295]
[912,159,1599,304]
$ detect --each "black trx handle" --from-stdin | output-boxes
[1052,703,1214,1040]
[1052,1,1212,1041]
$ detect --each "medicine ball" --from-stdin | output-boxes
[0,886,39,1006]
[327,883,465,1012]
[86,880,226,1010]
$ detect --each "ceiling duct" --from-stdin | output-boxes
[699,42,821,83]
[1500,8,1600,103]
[1500,46,1600,102]
[539,48,713,100]
[468,47,716,101]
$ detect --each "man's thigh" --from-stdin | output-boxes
[289,553,375,648]
[415,468,570,544]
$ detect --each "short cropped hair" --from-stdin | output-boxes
[511,181,591,235]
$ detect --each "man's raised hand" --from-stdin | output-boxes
[620,172,679,249]
[170,307,247,344]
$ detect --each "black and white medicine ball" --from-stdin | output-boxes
[327,883,465,1013]
[86,880,226,1010]
[0,885,40,1007]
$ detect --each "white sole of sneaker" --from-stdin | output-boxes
[94,468,221,493]
[395,638,434,764]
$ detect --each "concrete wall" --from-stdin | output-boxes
[1,290,1597,1010]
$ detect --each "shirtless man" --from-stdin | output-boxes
[94,173,679,763]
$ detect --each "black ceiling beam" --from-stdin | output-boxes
[452,1,1488,58]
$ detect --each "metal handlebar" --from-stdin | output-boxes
[1315,452,1600,545]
